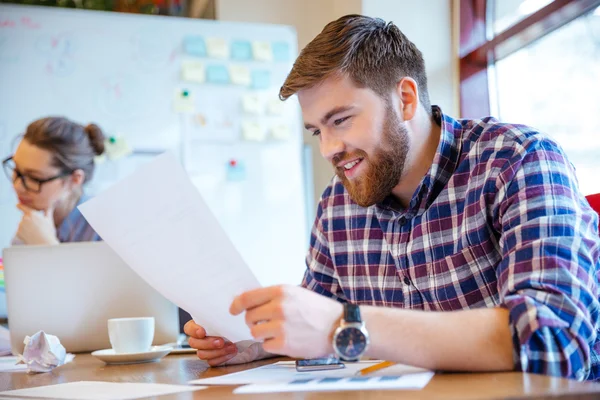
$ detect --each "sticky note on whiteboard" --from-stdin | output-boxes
[206,37,229,59]
[173,89,195,113]
[181,60,205,83]
[242,94,262,115]
[251,70,270,90]
[270,123,292,140]
[252,41,273,62]
[184,36,206,57]
[267,98,285,115]
[272,42,290,62]
[231,40,252,61]
[206,65,230,84]
[242,121,266,142]
[229,65,251,86]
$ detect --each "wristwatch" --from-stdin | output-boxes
[332,303,370,361]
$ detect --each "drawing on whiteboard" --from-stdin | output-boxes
[20,16,41,30]
[189,106,236,143]
[36,34,75,76]
[193,113,207,127]
[0,16,41,30]
[131,30,175,71]
[97,75,147,119]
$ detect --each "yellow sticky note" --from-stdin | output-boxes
[181,60,205,83]
[252,41,273,62]
[104,136,133,160]
[229,65,251,86]
[207,38,229,59]
[270,124,291,140]
[173,89,195,113]
[242,121,266,142]
[267,98,285,115]
[242,94,262,114]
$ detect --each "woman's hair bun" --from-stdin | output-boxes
[85,123,105,156]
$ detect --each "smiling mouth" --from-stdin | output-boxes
[343,159,362,170]
[338,158,364,177]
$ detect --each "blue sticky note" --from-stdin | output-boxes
[184,36,206,57]
[231,40,252,61]
[206,65,230,84]
[226,160,246,181]
[272,42,290,62]
[251,69,270,90]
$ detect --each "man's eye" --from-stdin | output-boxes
[334,116,350,126]
[312,129,321,137]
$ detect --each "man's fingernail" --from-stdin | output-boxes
[213,340,221,347]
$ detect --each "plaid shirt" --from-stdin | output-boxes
[301,107,600,380]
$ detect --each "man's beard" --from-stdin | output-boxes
[333,108,409,207]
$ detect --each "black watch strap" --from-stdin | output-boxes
[344,303,361,323]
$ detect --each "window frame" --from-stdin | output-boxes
[459,0,600,118]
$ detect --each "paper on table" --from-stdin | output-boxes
[78,152,261,342]
[17,331,74,373]
[0,356,27,372]
[234,372,435,394]
[189,360,409,385]
[0,381,205,400]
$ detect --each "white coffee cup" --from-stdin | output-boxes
[108,317,155,354]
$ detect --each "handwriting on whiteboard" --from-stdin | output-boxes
[0,16,41,29]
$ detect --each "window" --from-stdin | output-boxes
[460,0,600,194]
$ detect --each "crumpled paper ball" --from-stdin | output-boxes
[17,331,74,373]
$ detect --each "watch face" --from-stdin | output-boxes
[335,326,367,359]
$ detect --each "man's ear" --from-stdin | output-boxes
[394,77,419,121]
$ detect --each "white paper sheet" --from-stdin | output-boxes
[78,152,261,342]
[189,360,430,386]
[234,372,434,393]
[0,381,205,399]
[0,357,27,372]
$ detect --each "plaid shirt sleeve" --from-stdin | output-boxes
[301,185,347,303]
[495,134,600,380]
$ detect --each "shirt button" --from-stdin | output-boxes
[403,276,411,285]
[399,217,407,226]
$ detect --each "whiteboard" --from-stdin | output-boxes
[0,4,308,287]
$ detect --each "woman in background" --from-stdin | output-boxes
[2,117,105,245]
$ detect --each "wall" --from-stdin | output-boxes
[216,0,457,208]
[361,0,457,116]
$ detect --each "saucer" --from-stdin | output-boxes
[91,345,173,365]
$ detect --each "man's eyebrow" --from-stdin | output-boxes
[304,105,355,130]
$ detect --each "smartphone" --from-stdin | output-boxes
[295,357,345,372]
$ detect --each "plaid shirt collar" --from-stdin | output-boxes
[376,105,464,217]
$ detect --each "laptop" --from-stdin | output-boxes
[3,241,180,354]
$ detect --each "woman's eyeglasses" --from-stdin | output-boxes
[2,156,71,193]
